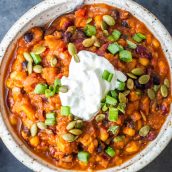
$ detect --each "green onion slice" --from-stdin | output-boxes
[112,30,121,41]
[34,83,48,94]
[132,33,146,43]
[45,118,56,126]
[61,106,71,116]
[106,95,117,105]
[108,107,118,122]
[105,146,116,157]
[119,50,132,62]
[127,40,137,49]
[46,112,56,119]
[30,52,42,64]
[77,151,90,163]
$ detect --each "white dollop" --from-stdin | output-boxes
[59,50,126,121]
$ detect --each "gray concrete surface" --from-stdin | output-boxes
[0,0,171,171]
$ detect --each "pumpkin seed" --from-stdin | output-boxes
[62,133,76,142]
[139,125,150,137]
[66,121,76,130]
[82,38,95,47]
[101,21,108,30]
[23,52,33,63]
[153,85,160,92]
[123,90,130,96]
[127,73,137,79]
[94,40,101,47]
[140,111,146,121]
[131,68,144,76]
[161,85,168,97]
[103,15,115,26]
[30,123,38,137]
[75,120,83,129]
[74,116,80,120]
[102,104,108,111]
[118,93,127,103]
[32,46,46,54]
[59,85,68,93]
[127,78,134,90]
[69,129,82,136]
[50,57,57,67]
[103,30,109,36]
[138,75,150,84]
[37,122,47,130]
[147,89,155,100]
[96,114,105,122]
[33,65,42,73]
[86,18,93,24]
[164,78,170,88]
[67,26,76,34]
[27,61,33,74]
[117,103,126,113]
[68,43,80,62]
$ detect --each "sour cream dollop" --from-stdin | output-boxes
[59,50,126,121]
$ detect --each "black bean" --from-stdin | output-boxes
[24,32,33,43]
[121,21,129,28]
[63,20,73,30]
[22,61,28,71]
[152,75,160,85]
[146,130,157,141]
[97,142,105,153]
[134,79,145,89]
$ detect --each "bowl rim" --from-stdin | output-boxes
[0,0,172,172]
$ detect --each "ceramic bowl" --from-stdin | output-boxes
[0,0,172,171]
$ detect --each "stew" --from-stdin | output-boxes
[5,4,171,170]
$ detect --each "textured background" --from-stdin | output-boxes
[0,0,172,171]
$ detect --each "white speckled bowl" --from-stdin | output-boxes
[0,0,172,171]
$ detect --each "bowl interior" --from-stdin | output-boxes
[0,0,172,172]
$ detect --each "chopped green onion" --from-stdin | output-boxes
[77,151,90,163]
[112,30,121,41]
[34,83,48,94]
[108,107,118,122]
[108,125,119,135]
[110,90,118,98]
[133,33,146,43]
[106,95,117,105]
[107,43,121,55]
[45,87,55,98]
[108,35,115,42]
[102,70,113,82]
[105,146,116,157]
[61,106,70,116]
[30,52,42,64]
[116,81,125,91]
[127,40,137,49]
[84,24,96,37]
[45,118,56,126]
[114,136,125,143]
[46,112,56,119]
[102,70,110,80]
[54,79,61,87]
[107,73,113,82]
[119,50,132,62]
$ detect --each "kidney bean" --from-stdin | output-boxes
[63,31,72,42]
[146,130,157,141]
[136,45,152,59]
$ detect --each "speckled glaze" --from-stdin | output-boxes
[0,0,172,171]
